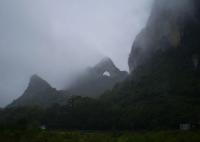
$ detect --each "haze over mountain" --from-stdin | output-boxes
[1,0,200,131]
[0,0,153,107]
[8,57,128,108]
[8,75,69,108]
[129,0,196,71]
[68,57,128,97]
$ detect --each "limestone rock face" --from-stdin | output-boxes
[104,1,200,125]
[27,75,53,94]
[129,0,200,72]
[8,75,69,108]
[93,57,121,77]
[68,57,128,97]
[8,57,128,107]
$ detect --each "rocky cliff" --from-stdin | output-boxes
[8,75,69,108]
[68,57,128,97]
[101,0,200,127]
[129,0,200,72]
[8,58,127,107]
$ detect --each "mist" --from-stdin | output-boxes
[0,0,153,107]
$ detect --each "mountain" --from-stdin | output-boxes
[3,0,200,130]
[68,57,128,97]
[100,0,200,128]
[8,75,69,108]
[129,0,199,72]
[8,58,127,108]
[123,0,200,103]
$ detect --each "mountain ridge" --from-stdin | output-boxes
[8,57,128,107]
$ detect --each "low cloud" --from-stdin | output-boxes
[0,0,153,106]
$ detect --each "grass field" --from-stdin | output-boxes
[0,130,200,142]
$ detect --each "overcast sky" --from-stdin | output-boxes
[0,0,153,107]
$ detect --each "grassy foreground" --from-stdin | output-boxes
[0,130,200,142]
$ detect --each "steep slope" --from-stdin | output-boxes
[101,0,200,128]
[68,57,128,97]
[125,0,200,100]
[129,0,199,72]
[8,75,69,108]
[8,58,128,108]
[3,0,200,130]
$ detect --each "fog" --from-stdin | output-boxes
[0,0,153,107]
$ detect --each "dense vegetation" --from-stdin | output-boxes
[1,51,200,133]
[0,130,200,142]
[1,2,200,142]
[1,48,200,131]
[2,0,200,131]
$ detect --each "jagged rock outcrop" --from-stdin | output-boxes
[8,57,128,107]
[108,0,200,104]
[101,0,200,128]
[129,0,200,72]
[8,75,69,108]
[68,57,128,97]
[103,0,200,105]
[93,57,122,77]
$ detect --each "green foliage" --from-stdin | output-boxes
[2,3,200,131]
[0,130,200,142]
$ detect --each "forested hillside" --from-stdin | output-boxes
[1,0,200,131]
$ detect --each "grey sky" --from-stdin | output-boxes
[0,0,153,107]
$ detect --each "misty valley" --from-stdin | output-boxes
[1,0,200,141]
